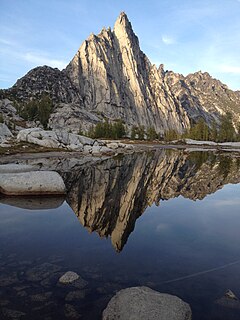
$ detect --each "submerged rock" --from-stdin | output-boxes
[215,289,240,309]
[102,286,192,320]
[26,263,62,282]
[65,290,86,301]
[64,304,81,319]
[59,271,79,284]
[0,171,66,195]
[225,289,238,300]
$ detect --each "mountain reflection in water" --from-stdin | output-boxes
[1,150,240,320]
[61,150,240,252]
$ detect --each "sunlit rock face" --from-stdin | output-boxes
[3,13,240,133]
[65,12,190,134]
[63,151,240,252]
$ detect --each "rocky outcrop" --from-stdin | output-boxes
[17,128,133,154]
[2,13,240,134]
[48,103,101,133]
[0,99,25,129]
[166,70,240,126]
[102,287,192,320]
[0,123,13,144]
[7,66,80,104]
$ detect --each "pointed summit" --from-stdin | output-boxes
[114,12,133,32]
[113,12,137,43]
[115,12,130,25]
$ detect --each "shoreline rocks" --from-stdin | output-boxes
[102,286,192,320]
[16,128,133,155]
[0,166,66,195]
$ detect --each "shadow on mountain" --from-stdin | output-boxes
[63,150,240,252]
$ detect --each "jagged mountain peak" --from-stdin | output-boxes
[3,12,240,134]
[113,11,136,41]
[115,11,130,26]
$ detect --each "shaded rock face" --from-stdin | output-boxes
[7,66,81,104]
[166,71,240,126]
[102,286,192,320]
[3,13,240,133]
[63,150,240,252]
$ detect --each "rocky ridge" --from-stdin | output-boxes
[2,12,240,134]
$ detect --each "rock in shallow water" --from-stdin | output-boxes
[102,286,192,320]
[59,271,80,284]
[0,171,66,195]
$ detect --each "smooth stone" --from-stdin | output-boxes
[0,171,66,195]
[59,271,79,284]
[99,146,114,154]
[102,286,192,320]
[107,142,119,149]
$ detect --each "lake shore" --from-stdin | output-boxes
[1,139,240,165]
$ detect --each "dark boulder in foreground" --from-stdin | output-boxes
[102,286,192,320]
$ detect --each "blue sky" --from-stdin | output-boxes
[0,0,240,90]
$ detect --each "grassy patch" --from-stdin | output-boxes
[0,141,66,155]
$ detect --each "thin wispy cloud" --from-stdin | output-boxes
[22,52,67,70]
[162,35,175,45]
[0,38,16,46]
[218,65,240,74]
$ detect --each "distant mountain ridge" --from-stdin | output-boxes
[2,12,240,134]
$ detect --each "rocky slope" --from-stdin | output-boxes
[2,12,240,133]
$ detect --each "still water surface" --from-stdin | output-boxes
[1,150,240,319]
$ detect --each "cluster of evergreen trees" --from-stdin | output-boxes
[184,112,240,142]
[85,112,240,142]
[86,121,159,140]
[16,94,53,129]
[87,120,126,139]
[164,113,240,142]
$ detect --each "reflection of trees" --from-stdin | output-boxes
[64,150,240,252]
[218,157,233,178]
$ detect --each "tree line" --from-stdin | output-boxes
[85,112,240,142]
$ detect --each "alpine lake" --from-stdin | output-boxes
[1,148,240,320]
